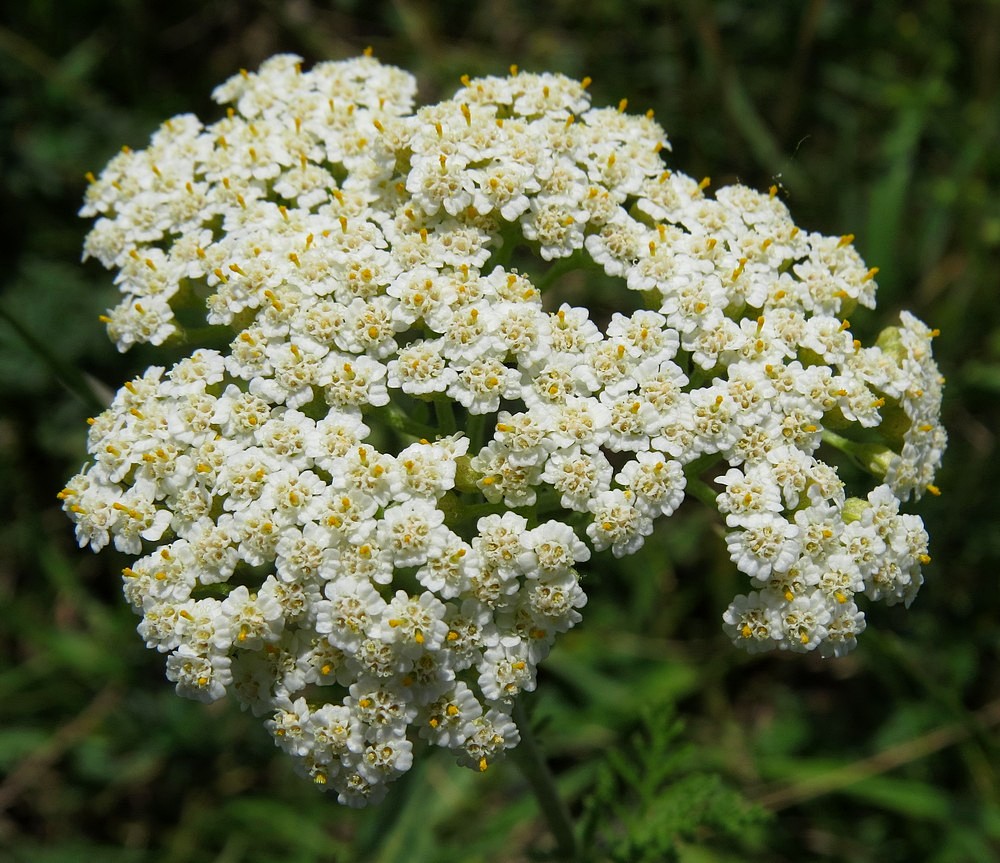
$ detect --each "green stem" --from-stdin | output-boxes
[511,698,578,861]
[533,249,589,293]
[382,403,438,440]
[686,475,719,508]
[682,452,723,508]
[465,411,487,452]
[488,222,523,269]
[433,395,458,435]
[821,428,894,478]
[529,487,567,522]
[445,500,507,529]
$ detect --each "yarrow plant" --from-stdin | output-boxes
[63,52,945,807]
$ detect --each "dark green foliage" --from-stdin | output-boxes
[2,1,999,860]
[580,707,766,862]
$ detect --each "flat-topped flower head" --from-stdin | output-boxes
[67,53,944,804]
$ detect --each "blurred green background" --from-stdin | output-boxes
[1,1,999,860]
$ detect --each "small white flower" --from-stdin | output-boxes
[377,500,446,568]
[714,465,783,527]
[358,734,414,783]
[813,552,865,606]
[586,489,654,558]
[386,339,457,395]
[317,577,388,652]
[470,440,542,508]
[307,703,365,760]
[447,355,522,415]
[416,533,479,598]
[615,452,686,517]
[725,513,801,580]
[478,640,537,703]
[221,582,285,650]
[518,521,591,576]
[775,592,832,653]
[266,695,313,757]
[347,678,418,737]
[419,682,481,747]
[457,707,520,774]
[378,589,449,656]
[541,446,614,512]
[524,571,587,632]
[548,396,611,453]
[470,159,539,220]
[320,353,390,409]
[474,513,530,579]
[166,645,233,703]
[819,601,867,658]
[722,592,779,653]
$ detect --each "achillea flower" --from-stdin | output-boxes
[65,53,945,805]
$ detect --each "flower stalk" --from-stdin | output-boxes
[512,699,578,860]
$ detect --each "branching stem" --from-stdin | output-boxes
[511,699,578,861]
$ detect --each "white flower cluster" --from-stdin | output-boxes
[64,53,945,803]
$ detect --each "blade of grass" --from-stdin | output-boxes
[754,697,1000,811]
[0,303,107,411]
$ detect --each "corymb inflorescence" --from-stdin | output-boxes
[63,53,945,805]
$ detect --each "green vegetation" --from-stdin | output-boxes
[2,1,998,860]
